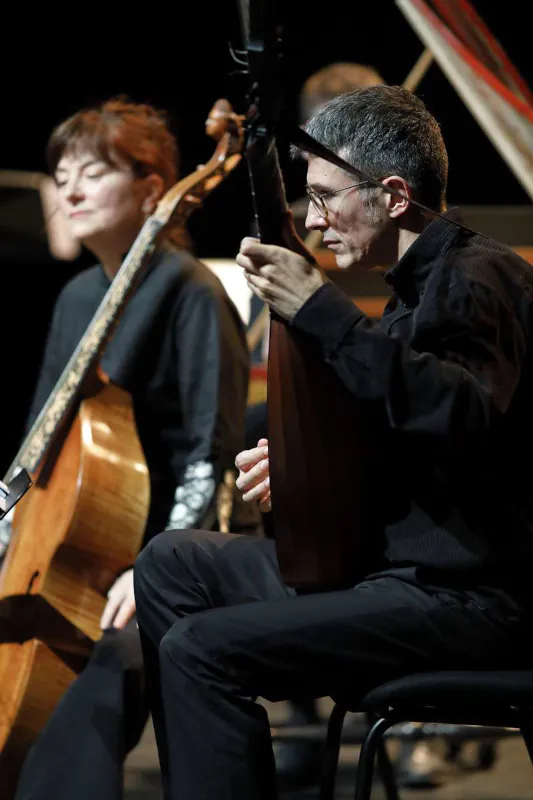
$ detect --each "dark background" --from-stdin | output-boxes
[1,0,531,471]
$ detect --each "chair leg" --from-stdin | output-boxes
[354,717,397,800]
[319,703,348,800]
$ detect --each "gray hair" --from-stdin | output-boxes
[302,85,448,213]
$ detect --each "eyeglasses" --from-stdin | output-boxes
[305,181,371,221]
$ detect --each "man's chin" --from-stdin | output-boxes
[334,253,354,270]
[335,252,365,271]
[336,251,380,272]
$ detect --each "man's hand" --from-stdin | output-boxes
[235,438,272,512]
[236,238,325,322]
[100,568,136,630]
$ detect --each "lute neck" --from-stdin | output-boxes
[245,134,314,261]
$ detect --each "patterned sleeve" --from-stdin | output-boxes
[163,269,248,531]
[164,460,216,530]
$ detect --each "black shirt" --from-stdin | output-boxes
[26,248,258,542]
[293,210,533,600]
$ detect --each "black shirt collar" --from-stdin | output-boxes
[384,208,471,305]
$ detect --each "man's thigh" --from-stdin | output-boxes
[166,575,524,702]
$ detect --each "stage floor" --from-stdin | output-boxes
[124,699,533,798]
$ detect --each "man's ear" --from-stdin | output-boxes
[381,175,411,219]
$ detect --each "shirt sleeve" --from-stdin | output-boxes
[164,282,243,529]
[291,277,527,440]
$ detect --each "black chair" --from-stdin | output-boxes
[319,670,533,800]
[319,707,401,800]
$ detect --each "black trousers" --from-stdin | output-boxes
[134,528,530,800]
[15,620,148,800]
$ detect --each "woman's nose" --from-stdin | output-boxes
[64,176,84,204]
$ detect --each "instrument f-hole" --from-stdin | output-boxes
[26,571,40,594]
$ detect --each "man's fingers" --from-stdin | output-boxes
[236,458,269,492]
[235,446,268,472]
[240,236,259,249]
[245,276,266,304]
[235,252,260,274]
[239,238,287,264]
[259,491,272,512]
[245,272,277,295]
[242,477,270,503]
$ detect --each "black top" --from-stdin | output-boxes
[26,248,258,542]
[293,210,533,601]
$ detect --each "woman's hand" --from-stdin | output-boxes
[235,438,271,512]
[100,568,136,630]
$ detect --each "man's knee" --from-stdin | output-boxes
[136,529,187,574]
[159,614,229,677]
[136,528,221,575]
[135,528,247,601]
[135,529,196,599]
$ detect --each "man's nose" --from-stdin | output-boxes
[305,202,327,232]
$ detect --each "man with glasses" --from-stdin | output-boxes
[134,85,533,800]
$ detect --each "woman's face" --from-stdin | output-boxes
[54,148,148,251]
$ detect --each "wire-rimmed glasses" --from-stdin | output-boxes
[305,181,371,221]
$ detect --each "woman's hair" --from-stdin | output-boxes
[46,96,190,248]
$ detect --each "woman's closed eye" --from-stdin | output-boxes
[85,168,109,179]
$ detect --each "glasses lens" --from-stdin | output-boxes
[307,189,327,217]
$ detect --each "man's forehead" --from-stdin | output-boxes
[306,156,353,188]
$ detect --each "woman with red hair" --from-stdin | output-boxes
[11,97,256,800]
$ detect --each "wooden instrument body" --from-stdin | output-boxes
[235,0,379,589]
[267,316,374,590]
[240,135,376,590]
[0,382,149,796]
